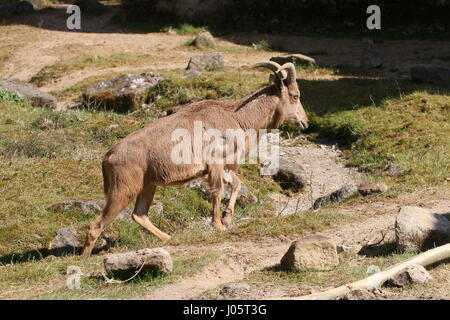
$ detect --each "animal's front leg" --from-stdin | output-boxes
[211,193,226,231]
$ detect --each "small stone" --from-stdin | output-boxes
[366,265,381,275]
[194,31,216,48]
[49,227,82,256]
[395,206,450,252]
[186,52,224,71]
[358,182,388,196]
[280,234,339,271]
[337,244,362,255]
[104,248,173,279]
[220,282,251,297]
[384,163,404,177]
[384,264,433,287]
[339,288,386,300]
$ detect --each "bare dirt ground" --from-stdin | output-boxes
[1,5,449,300]
[149,189,449,300]
[271,137,363,216]
[2,5,450,95]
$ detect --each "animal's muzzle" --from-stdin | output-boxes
[297,120,309,130]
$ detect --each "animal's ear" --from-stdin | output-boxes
[269,70,287,88]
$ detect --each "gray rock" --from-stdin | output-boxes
[384,163,405,177]
[272,158,308,192]
[220,282,251,297]
[0,78,56,108]
[395,206,450,252]
[194,31,216,48]
[410,64,450,84]
[49,227,82,256]
[384,264,433,287]
[312,184,357,210]
[104,248,173,279]
[280,234,339,271]
[0,1,34,16]
[357,182,388,196]
[83,72,163,113]
[183,70,202,79]
[186,52,224,71]
[270,54,316,66]
[51,200,132,220]
[360,39,383,69]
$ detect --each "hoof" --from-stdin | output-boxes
[221,209,233,227]
[221,216,232,227]
[212,223,227,231]
[159,233,171,241]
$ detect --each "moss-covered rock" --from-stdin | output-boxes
[82,72,163,113]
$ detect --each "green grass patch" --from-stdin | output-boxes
[0,90,31,106]
[310,91,450,192]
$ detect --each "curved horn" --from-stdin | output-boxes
[250,61,282,73]
[280,62,297,85]
[250,61,287,81]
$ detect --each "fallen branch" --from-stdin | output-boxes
[277,243,450,300]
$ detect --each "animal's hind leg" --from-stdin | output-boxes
[222,171,241,227]
[132,185,170,240]
[82,195,131,256]
[208,165,226,231]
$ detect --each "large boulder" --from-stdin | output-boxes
[270,54,316,66]
[272,158,308,192]
[280,234,339,271]
[51,199,132,220]
[186,52,224,71]
[194,31,216,48]
[395,206,450,252]
[83,72,163,113]
[384,264,433,287]
[48,227,82,256]
[0,78,56,108]
[104,248,173,279]
[410,64,450,84]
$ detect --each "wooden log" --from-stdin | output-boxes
[279,243,450,300]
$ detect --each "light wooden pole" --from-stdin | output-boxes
[276,243,450,300]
